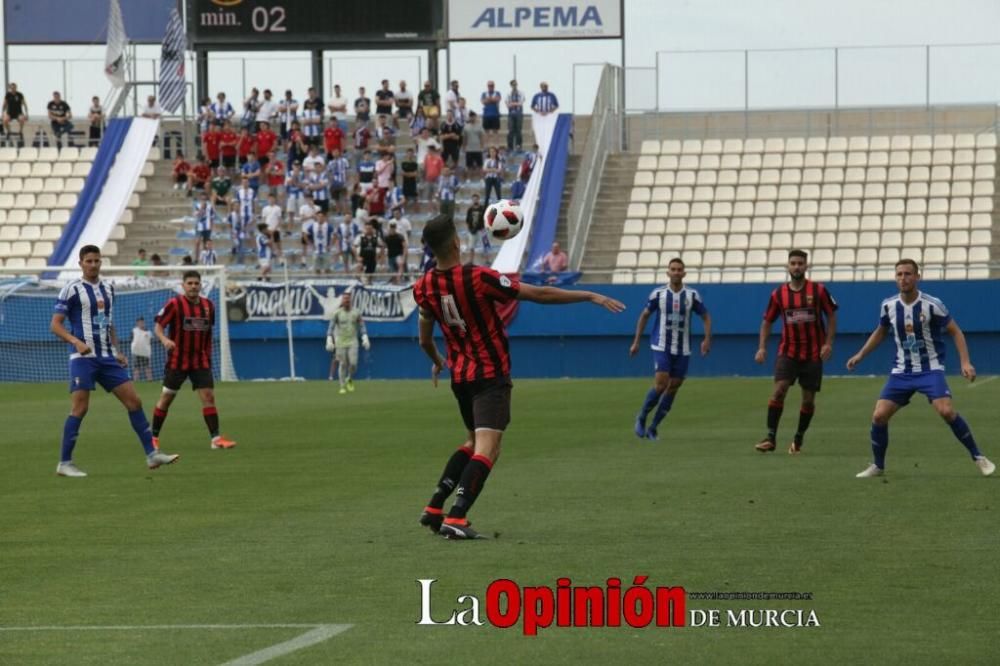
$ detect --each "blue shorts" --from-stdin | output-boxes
[879,371,952,406]
[198,230,212,241]
[69,356,131,393]
[652,351,690,379]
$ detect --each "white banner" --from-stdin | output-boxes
[104,0,128,87]
[448,0,621,41]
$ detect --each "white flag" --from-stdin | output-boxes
[104,0,128,88]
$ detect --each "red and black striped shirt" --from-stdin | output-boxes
[155,295,215,371]
[763,280,837,361]
[413,264,520,383]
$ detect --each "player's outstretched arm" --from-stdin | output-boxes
[846,326,888,371]
[629,310,651,357]
[946,319,976,382]
[517,283,625,313]
[50,313,90,356]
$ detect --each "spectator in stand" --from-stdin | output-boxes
[172,152,190,190]
[241,151,262,196]
[354,221,385,284]
[445,80,460,117]
[349,183,366,218]
[202,123,222,169]
[510,174,526,201]
[483,146,503,205]
[132,248,150,276]
[255,121,278,169]
[326,148,350,212]
[298,192,319,267]
[47,91,73,146]
[284,161,305,228]
[336,212,360,273]
[395,80,413,122]
[151,253,165,268]
[374,80,394,120]
[386,180,405,214]
[209,166,231,206]
[456,97,469,128]
[415,126,439,167]
[130,316,153,382]
[219,121,239,170]
[463,112,485,179]
[211,92,234,125]
[384,221,408,284]
[409,105,427,137]
[436,165,458,220]
[439,111,462,167]
[532,82,559,116]
[417,80,440,129]
[197,97,214,133]
[188,158,211,196]
[226,200,246,263]
[374,115,395,149]
[256,223,273,280]
[357,150,376,193]
[312,211,334,274]
[354,86,371,126]
[3,82,28,136]
[88,96,104,147]
[481,80,503,142]
[193,190,215,259]
[353,120,371,159]
[391,206,412,244]
[301,87,324,146]
[323,118,345,160]
[506,80,525,151]
[423,144,444,202]
[261,192,283,261]
[278,89,298,140]
[141,95,162,120]
[234,176,256,246]
[285,121,307,169]
[307,162,331,214]
[465,194,487,264]
[521,143,541,181]
[540,241,569,280]
[256,89,278,130]
[327,84,349,132]
[199,238,218,266]
[302,145,325,172]
[242,88,260,130]
[365,184,387,220]
[265,151,285,199]
[181,255,194,268]
[236,126,256,166]
[400,148,419,204]
[375,151,394,192]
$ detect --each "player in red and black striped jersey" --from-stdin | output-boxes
[414,214,625,539]
[151,270,237,451]
[754,250,838,454]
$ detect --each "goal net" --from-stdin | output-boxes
[0,264,236,383]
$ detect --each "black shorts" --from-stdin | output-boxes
[198,230,212,241]
[774,355,823,392]
[363,258,377,274]
[259,155,270,168]
[466,151,483,169]
[315,199,329,213]
[442,143,460,164]
[209,158,220,169]
[482,116,500,131]
[452,376,513,432]
[163,367,214,391]
[271,230,281,243]
[222,154,236,168]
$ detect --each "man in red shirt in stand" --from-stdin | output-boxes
[265,151,285,200]
[219,121,239,170]
[323,119,345,160]
[187,157,211,196]
[255,122,278,170]
[236,127,256,167]
[201,124,222,169]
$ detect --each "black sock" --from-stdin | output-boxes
[152,407,168,436]
[447,455,493,521]
[766,400,784,441]
[795,406,815,445]
[203,407,220,438]
[427,446,473,510]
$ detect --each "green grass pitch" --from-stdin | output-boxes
[1,377,997,664]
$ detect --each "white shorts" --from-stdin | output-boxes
[336,343,359,367]
[286,194,303,213]
[259,258,271,269]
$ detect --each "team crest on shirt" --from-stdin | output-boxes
[806,294,814,305]
[905,322,914,333]
[183,316,211,332]
[499,276,512,288]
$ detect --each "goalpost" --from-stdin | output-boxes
[0,264,237,383]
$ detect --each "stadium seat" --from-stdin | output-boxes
[7,210,27,224]
[973,181,994,197]
[631,187,651,202]
[19,225,40,241]
[886,182,906,198]
[627,203,647,218]
[41,225,61,240]
[31,241,53,258]
[722,138,743,154]
[798,198,819,215]
[641,140,660,154]
[57,147,79,161]
[891,150,911,166]
[16,148,39,162]
[972,197,992,213]
[28,210,49,225]
[10,241,31,257]
[926,230,947,247]
[971,213,991,229]
[702,154,722,170]
[51,162,72,178]
[57,193,78,209]
[0,226,18,241]
[654,171,675,187]
[645,218,666,235]
[30,162,51,177]
[72,162,91,177]
[641,235,661,252]
[14,194,35,209]
[619,236,640,252]
[976,133,997,148]
[659,140,681,155]
[637,251,659,268]
[23,178,43,193]
[79,147,98,161]
[611,270,633,284]
[662,236,684,252]
[616,251,637,268]
[883,215,904,231]
[634,172,655,187]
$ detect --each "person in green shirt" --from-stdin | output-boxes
[325,292,370,394]
[210,167,232,207]
[131,248,150,277]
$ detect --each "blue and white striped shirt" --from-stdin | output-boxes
[313,221,333,255]
[531,91,559,113]
[307,172,329,201]
[236,186,255,223]
[438,174,458,201]
[195,202,216,233]
[256,232,272,260]
[285,172,304,197]
[646,286,707,355]
[199,249,218,265]
[337,220,359,252]
[302,107,322,138]
[505,90,525,116]
[54,279,117,359]
[879,292,951,374]
[227,210,244,241]
[210,100,233,121]
[326,156,350,185]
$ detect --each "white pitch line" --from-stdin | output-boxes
[968,375,997,389]
[219,624,353,666]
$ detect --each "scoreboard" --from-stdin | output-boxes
[186,0,442,47]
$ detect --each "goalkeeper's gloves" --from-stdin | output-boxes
[325,336,336,352]
[361,334,371,351]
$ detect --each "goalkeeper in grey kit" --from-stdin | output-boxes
[326,292,370,394]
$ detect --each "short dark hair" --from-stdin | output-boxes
[668,257,685,268]
[788,249,808,261]
[183,270,201,281]
[422,214,458,256]
[79,245,100,260]
[895,258,920,273]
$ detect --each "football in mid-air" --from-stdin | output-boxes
[484,199,524,241]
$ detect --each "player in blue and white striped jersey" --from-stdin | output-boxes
[629,257,712,440]
[847,259,994,477]
[50,245,179,477]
